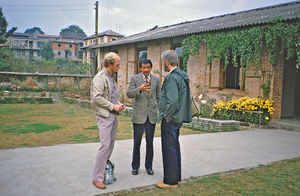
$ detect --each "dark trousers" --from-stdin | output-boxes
[161,118,182,185]
[131,117,156,170]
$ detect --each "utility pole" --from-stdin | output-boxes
[94,1,99,74]
[95,1,99,45]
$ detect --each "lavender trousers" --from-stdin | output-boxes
[93,113,118,182]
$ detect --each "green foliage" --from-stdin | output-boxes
[0,52,93,74]
[0,97,53,104]
[61,25,85,34]
[40,42,54,60]
[0,8,16,44]
[181,21,300,71]
[0,7,8,44]
[24,27,44,35]
[0,48,26,71]
[0,123,61,134]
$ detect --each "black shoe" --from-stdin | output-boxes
[146,168,154,175]
[131,169,138,175]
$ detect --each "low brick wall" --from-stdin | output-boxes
[0,72,92,93]
[183,117,241,132]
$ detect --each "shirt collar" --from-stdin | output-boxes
[168,67,177,74]
[142,73,150,80]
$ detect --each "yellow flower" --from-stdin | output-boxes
[265,117,269,120]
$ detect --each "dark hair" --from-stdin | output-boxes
[139,58,153,68]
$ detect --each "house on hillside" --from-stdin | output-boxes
[81,30,124,65]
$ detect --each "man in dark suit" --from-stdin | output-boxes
[156,50,192,189]
[126,58,161,175]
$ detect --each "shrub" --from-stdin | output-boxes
[213,97,274,125]
[0,97,53,104]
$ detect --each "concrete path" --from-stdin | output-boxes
[1,129,300,196]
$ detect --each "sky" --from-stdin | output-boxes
[0,0,296,37]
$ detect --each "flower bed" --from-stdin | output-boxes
[213,97,274,125]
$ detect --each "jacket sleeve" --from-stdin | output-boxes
[163,76,178,122]
[126,76,140,98]
[90,76,114,111]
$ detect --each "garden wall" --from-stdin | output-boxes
[0,72,92,98]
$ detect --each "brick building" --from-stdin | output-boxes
[88,1,300,120]
[81,30,124,65]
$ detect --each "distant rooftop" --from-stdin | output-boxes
[92,1,300,49]
[84,30,124,40]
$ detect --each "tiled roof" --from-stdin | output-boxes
[93,1,300,48]
[84,30,124,40]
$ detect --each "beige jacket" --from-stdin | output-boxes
[90,68,120,117]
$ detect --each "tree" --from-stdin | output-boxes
[24,27,44,35]
[61,25,85,34]
[0,7,17,44]
[40,42,54,60]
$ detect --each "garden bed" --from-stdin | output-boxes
[0,97,53,104]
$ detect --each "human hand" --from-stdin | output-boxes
[113,104,121,112]
[119,104,125,111]
[138,82,151,92]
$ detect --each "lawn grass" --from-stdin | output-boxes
[123,157,300,196]
[0,102,202,149]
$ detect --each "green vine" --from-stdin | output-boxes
[181,20,300,72]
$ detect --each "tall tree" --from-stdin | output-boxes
[40,42,54,60]
[24,27,44,35]
[61,25,85,34]
[0,7,17,43]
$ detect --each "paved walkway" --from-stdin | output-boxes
[1,129,300,196]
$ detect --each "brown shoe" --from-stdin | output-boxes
[93,181,106,189]
[113,177,117,181]
[156,182,178,189]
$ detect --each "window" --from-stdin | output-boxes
[16,50,25,56]
[37,51,40,56]
[58,51,61,55]
[29,51,34,59]
[37,41,45,48]
[224,56,241,89]
[70,44,72,48]
[173,44,183,69]
[29,41,33,49]
[136,48,147,74]
[58,43,61,47]
[112,38,116,41]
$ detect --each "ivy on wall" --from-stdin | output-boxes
[181,20,300,72]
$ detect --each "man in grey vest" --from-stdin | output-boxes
[90,52,125,189]
[127,58,161,175]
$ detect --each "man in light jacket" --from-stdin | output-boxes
[90,52,125,189]
[126,58,161,176]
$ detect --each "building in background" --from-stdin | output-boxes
[8,31,86,61]
[8,33,58,60]
[90,1,300,120]
[81,30,124,65]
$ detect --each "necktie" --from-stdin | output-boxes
[145,76,149,83]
